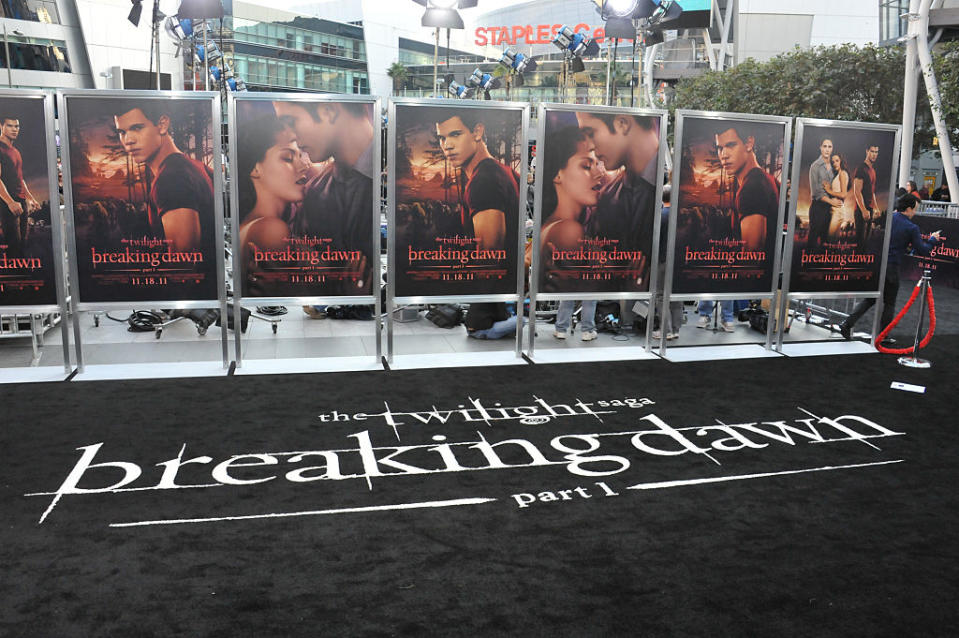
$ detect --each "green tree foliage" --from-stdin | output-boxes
[671,44,950,155]
[931,40,959,140]
[387,62,409,94]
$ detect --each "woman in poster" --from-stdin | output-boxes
[540,126,605,286]
[236,115,310,265]
[824,152,852,239]
[540,126,605,339]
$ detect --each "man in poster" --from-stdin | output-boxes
[114,104,214,253]
[0,116,42,257]
[807,137,838,252]
[715,124,779,252]
[434,111,519,252]
[574,111,658,288]
[270,100,375,292]
[852,143,880,251]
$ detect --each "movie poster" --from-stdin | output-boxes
[0,95,57,307]
[536,106,662,294]
[233,96,376,299]
[393,102,524,298]
[671,113,787,294]
[64,94,218,303]
[902,215,959,289]
[788,122,899,293]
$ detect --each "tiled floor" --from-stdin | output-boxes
[0,300,854,382]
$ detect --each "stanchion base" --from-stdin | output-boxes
[898,356,931,369]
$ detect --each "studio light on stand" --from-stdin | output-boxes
[467,67,501,100]
[497,47,538,100]
[552,25,598,103]
[411,0,478,98]
[447,80,474,99]
[597,0,682,106]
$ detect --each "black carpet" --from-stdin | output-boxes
[2,339,958,637]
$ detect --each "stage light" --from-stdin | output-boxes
[603,0,639,18]
[128,0,143,26]
[195,41,221,64]
[468,68,501,92]
[447,81,474,99]
[498,47,538,74]
[411,0,476,29]
[176,0,224,20]
[632,0,683,25]
[651,0,683,24]
[551,26,600,58]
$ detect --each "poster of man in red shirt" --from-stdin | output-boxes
[0,94,57,307]
[670,112,788,295]
[63,94,219,304]
[391,102,525,298]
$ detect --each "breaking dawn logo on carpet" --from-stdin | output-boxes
[27,395,905,528]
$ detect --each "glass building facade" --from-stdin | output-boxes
[215,11,369,94]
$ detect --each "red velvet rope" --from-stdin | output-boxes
[875,281,936,354]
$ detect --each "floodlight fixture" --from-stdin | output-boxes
[128,0,143,26]
[551,26,599,58]
[498,47,537,74]
[602,0,639,19]
[468,68,501,92]
[448,81,473,99]
[649,0,683,25]
[195,41,221,64]
[176,0,224,20]
[411,0,474,29]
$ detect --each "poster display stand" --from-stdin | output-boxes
[0,90,71,382]
[526,103,667,363]
[59,90,228,379]
[227,93,382,374]
[386,98,529,368]
[776,118,902,355]
[660,110,792,360]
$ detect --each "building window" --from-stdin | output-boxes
[880,0,909,45]
[0,0,60,23]
[352,75,368,94]
[0,38,70,73]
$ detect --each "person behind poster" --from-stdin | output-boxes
[270,100,375,292]
[0,116,42,258]
[807,138,840,252]
[113,102,214,253]
[838,193,940,340]
[573,111,658,288]
[434,110,520,251]
[851,142,880,251]
[236,115,311,272]
[714,124,779,252]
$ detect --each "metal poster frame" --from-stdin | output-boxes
[58,89,229,371]
[775,117,902,352]
[227,92,382,368]
[0,89,71,373]
[660,109,792,356]
[386,97,530,364]
[526,102,669,359]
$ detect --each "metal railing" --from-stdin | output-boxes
[917,200,959,218]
